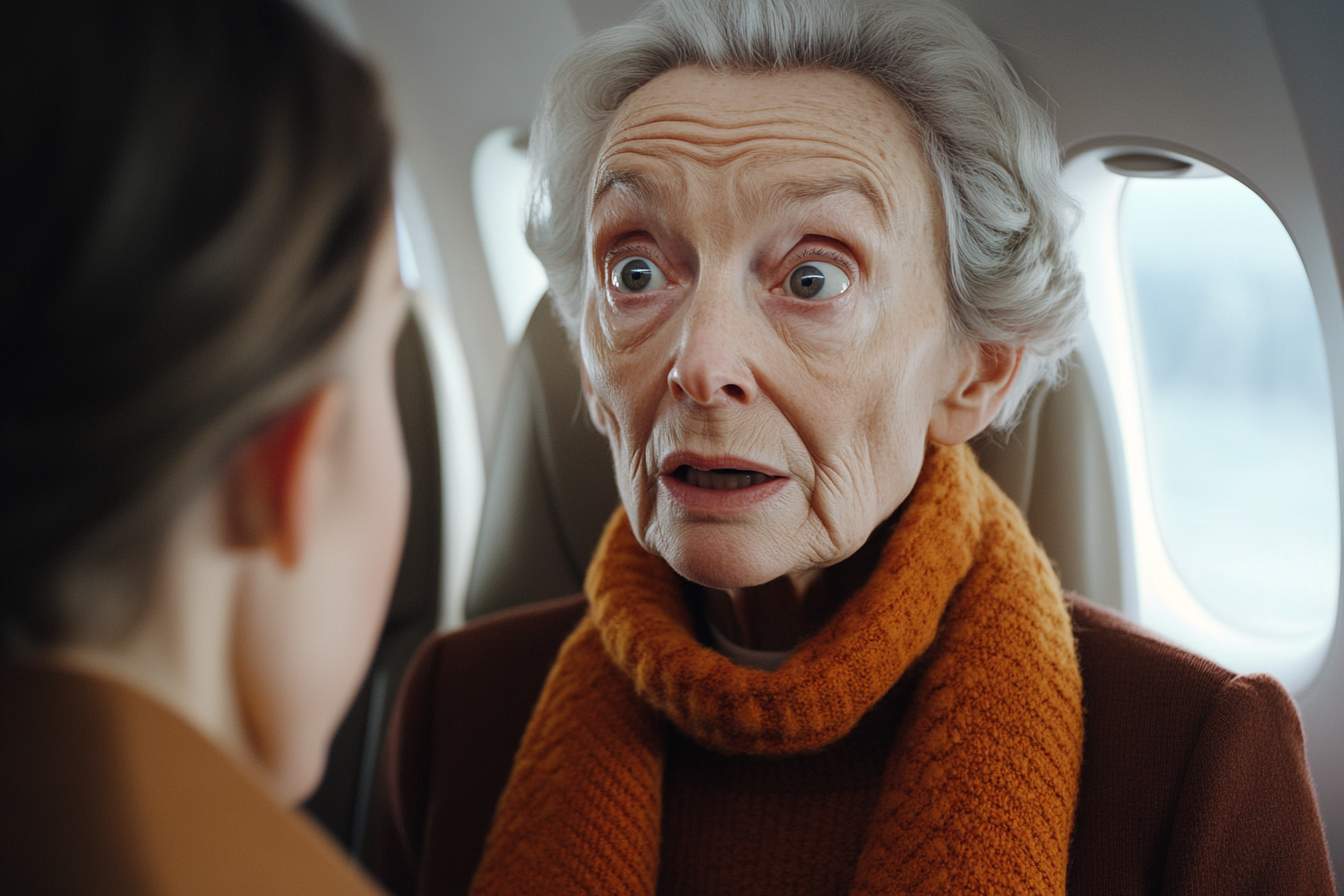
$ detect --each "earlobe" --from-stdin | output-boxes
[928,343,1021,446]
[223,385,346,568]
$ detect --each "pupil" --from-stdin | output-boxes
[620,259,653,291]
[791,264,824,298]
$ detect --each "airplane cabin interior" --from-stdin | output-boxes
[278,0,1344,881]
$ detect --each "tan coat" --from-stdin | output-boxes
[0,661,385,896]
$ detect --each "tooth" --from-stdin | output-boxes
[683,467,768,489]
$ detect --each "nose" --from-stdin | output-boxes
[667,290,758,406]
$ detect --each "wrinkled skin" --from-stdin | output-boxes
[580,66,1016,627]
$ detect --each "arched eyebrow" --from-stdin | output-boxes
[591,168,658,210]
[592,168,890,227]
[769,174,890,227]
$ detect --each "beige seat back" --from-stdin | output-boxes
[465,296,620,620]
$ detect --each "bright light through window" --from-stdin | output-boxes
[472,127,549,345]
[395,206,422,292]
[1121,176,1339,646]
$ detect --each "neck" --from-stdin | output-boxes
[705,515,897,651]
[50,490,250,769]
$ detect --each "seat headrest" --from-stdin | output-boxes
[465,295,620,620]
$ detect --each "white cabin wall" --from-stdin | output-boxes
[1259,0,1344,874]
[339,0,584,462]
[566,0,644,35]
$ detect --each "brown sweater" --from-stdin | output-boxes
[658,664,919,894]
[368,595,1336,895]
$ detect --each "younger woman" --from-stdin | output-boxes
[1,1,406,891]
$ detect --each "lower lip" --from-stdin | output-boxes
[659,473,789,514]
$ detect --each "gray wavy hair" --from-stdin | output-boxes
[526,0,1084,429]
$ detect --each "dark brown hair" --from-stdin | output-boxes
[0,0,393,646]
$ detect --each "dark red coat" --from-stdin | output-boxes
[368,596,1335,895]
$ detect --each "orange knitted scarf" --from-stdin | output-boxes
[470,444,1084,895]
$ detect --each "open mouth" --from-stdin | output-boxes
[673,465,774,490]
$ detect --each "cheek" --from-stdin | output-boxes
[328,376,408,685]
[355,378,411,588]
[855,324,958,486]
[237,378,409,803]
[583,311,664,504]
[782,308,948,527]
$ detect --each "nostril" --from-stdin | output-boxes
[667,360,755,406]
[667,371,688,401]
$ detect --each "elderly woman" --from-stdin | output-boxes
[372,1,1333,894]
[0,0,406,891]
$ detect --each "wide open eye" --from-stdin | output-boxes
[786,260,850,300]
[612,256,668,293]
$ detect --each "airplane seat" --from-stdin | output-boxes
[465,293,620,620]
[305,309,443,857]
[464,293,1124,622]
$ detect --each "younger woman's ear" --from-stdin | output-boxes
[928,343,1021,446]
[222,385,346,568]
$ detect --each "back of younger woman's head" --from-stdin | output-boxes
[0,0,393,649]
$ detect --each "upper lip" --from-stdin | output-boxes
[658,451,787,478]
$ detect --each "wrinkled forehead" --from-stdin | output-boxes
[589,65,937,231]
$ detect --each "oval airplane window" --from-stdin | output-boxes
[1121,174,1338,646]
[1098,161,1340,690]
[1065,147,1339,692]
[472,126,549,344]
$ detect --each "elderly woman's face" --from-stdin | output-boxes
[582,66,995,590]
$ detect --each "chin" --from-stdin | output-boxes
[286,759,326,808]
[650,521,800,591]
[264,730,330,807]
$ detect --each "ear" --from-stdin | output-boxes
[928,342,1021,446]
[578,361,608,437]
[223,385,346,568]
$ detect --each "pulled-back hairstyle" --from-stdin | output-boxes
[0,0,393,647]
[527,0,1083,428]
